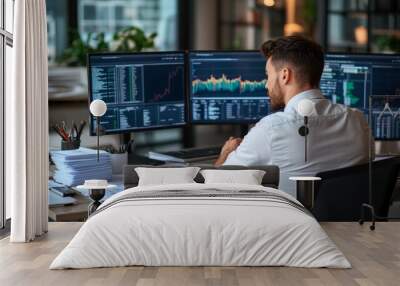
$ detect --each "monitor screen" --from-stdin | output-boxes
[322,53,400,140]
[88,52,186,134]
[188,51,268,124]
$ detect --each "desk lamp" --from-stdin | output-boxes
[89,99,107,161]
[296,99,315,162]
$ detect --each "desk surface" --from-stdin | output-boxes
[48,192,90,222]
[1,222,400,286]
[48,173,124,222]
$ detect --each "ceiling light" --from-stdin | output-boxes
[264,0,275,7]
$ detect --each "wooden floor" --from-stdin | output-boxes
[1,222,400,286]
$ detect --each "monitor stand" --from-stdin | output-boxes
[121,133,165,166]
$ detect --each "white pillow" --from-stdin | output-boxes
[200,169,266,185]
[135,167,201,186]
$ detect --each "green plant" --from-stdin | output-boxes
[111,27,156,52]
[301,0,317,37]
[58,26,157,67]
[375,36,400,53]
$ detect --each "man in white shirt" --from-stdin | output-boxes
[215,36,371,197]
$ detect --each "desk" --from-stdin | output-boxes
[48,192,90,222]
[49,164,90,222]
[48,173,124,222]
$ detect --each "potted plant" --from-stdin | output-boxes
[375,35,400,53]
[59,27,157,66]
[48,26,157,101]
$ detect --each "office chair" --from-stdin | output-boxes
[312,156,400,222]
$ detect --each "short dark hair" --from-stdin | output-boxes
[261,36,324,87]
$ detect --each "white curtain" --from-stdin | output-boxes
[7,0,49,242]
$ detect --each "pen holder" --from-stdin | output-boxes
[61,139,81,150]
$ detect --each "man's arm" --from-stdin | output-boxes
[214,137,242,166]
[214,119,272,166]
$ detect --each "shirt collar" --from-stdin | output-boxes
[283,89,324,113]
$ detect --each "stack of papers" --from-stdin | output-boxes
[50,147,112,186]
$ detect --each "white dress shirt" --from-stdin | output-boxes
[224,89,371,197]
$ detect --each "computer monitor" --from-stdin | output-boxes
[87,52,186,135]
[188,51,268,124]
[321,53,400,140]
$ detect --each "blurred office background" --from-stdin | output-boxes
[47,0,400,153]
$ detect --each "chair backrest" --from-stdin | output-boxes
[313,156,399,221]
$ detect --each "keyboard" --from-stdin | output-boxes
[148,146,222,162]
[168,146,221,159]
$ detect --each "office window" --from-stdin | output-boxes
[5,0,13,33]
[46,0,68,63]
[47,0,178,63]
[1,0,14,229]
[47,14,56,62]
[83,5,96,20]
[78,0,178,51]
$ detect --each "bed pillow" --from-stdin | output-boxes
[135,167,201,186]
[200,169,266,185]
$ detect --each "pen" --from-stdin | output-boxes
[52,126,63,139]
[77,121,86,139]
[68,127,73,141]
[58,125,69,141]
[53,125,69,141]
[73,122,79,140]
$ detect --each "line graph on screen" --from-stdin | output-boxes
[144,65,184,103]
[192,74,266,96]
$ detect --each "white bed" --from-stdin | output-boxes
[50,183,350,269]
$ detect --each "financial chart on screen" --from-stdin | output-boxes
[188,51,268,123]
[88,52,185,134]
[321,54,400,139]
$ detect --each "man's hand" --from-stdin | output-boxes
[221,136,242,155]
[215,136,242,166]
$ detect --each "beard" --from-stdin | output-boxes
[268,80,285,111]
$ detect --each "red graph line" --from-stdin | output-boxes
[152,67,183,102]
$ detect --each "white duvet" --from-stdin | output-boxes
[50,183,351,269]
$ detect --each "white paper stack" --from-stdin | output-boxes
[50,147,112,186]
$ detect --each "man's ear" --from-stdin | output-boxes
[280,67,290,85]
